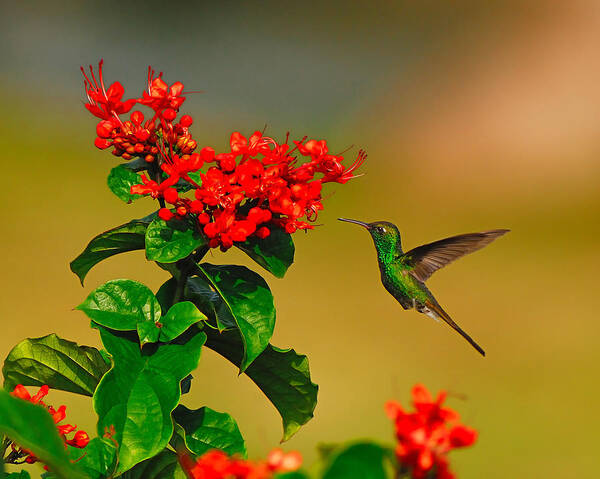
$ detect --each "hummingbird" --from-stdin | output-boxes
[338,218,509,356]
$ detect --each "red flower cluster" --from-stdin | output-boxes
[385,384,477,479]
[8,385,89,465]
[82,61,365,250]
[179,448,302,479]
[82,61,196,162]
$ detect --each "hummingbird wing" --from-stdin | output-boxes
[404,229,509,282]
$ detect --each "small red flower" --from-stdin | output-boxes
[81,60,136,121]
[8,385,89,466]
[139,67,186,118]
[386,384,477,479]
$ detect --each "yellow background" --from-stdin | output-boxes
[1,1,599,477]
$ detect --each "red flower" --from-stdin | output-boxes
[386,384,477,479]
[180,448,302,479]
[8,385,89,466]
[84,63,366,250]
[139,67,186,117]
[81,60,136,121]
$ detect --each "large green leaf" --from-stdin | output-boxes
[119,449,186,479]
[0,390,87,479]
[94,327,206,474]
[145,218,205,263]
[179,276,236,331]
[77,280,161,344]
[70,219,150,285]
[172,405,246,458]
[322,442,389,479]
[78,280,205,346]
[235,226,294,278]
[198,264,275,372]
[108,164,142,203]
[3,334,110,396]
[205,329,317,441]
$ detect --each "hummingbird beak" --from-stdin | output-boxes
[338,218,370,229]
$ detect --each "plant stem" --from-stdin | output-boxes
[151,164,166,208]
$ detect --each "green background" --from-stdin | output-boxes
[1,1,598,477]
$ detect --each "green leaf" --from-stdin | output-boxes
[94,327,206,474]
[275,473,310,479]
[0,390,86,479]
[172,405,246,458]
[205,329,317,441]
[108,164,142,203]
[182,276,236,331]
[322,442,389,479]
[70,219,149,285]
[122,158,148,172]
[4,471,31,478]
[145,218,206,263]
[67,437,117,479]
[77,280,162,344]
[3,334,110,396]
[119,449,186,479]
[158,302,207,342]
[235,226,294,278]
[198,264,275,372]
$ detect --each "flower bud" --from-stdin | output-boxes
[163,188,179,204]
[130,111,144,126]
[162,108,177,121]
[96,120,115,139]
[179,115,193,127]
[200,147,215,163]
[94,137,112,149]
[159,208,175,221]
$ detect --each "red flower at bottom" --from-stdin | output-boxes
[8,385,89,465]
[180,448,302,479]
[385,384,477,479]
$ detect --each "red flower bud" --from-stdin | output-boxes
[130,110,144,125]
[163,188,179,204]
[96,120,115,139]
[94,137,112,149]
[159,208,175,221]
[190,200,204,214]
[256,226,270,239]
[200,147,215,163]
[162,108,177,121]
[204,222,220,238]
[176,206,187,216]
[179,115,193,127]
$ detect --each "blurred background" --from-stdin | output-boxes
[1,1,599,477]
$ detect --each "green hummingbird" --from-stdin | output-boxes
[338,218,509,356]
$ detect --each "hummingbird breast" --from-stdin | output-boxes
[379,260,428,310]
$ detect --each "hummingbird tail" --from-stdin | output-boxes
[424,300,486,357]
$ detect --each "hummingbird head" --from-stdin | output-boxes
[338,218,402,255]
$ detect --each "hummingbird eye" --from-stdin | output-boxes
[376,226,386,233]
